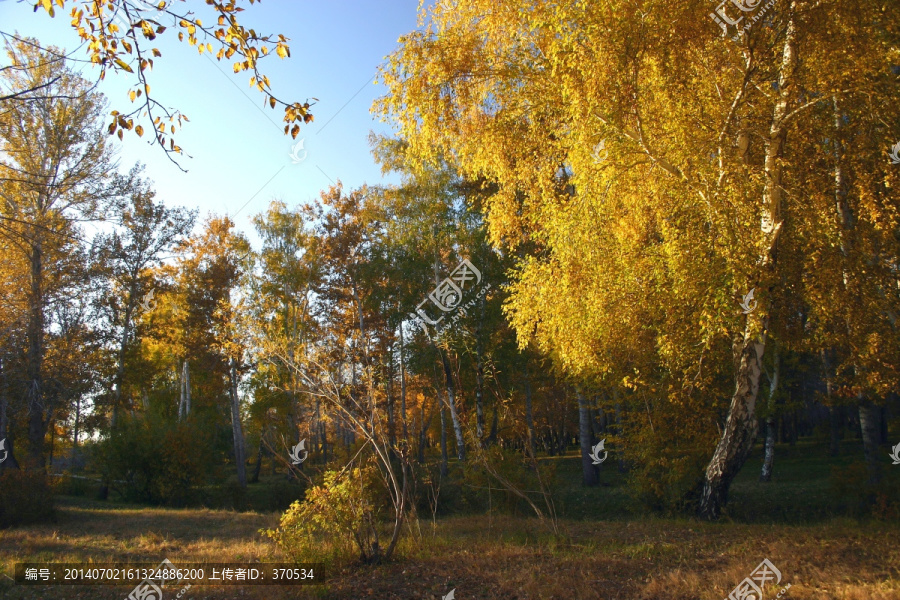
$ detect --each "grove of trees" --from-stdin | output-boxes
[1,0,898,556]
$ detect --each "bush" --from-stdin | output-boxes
[95,414,220,506]
[622,398,719,514]
[831,462,900,518]
[264,462,390,564]
[0,470,55,528]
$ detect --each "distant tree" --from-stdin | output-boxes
[95,176,195,429]
[0,38,124,468]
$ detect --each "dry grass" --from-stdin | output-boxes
[1,498,898,599]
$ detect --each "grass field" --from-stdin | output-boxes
[1,438,898,599]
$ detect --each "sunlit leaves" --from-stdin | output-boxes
[34,0,315,167]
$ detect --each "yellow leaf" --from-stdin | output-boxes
[135,125,144,137]
[115,58,134,73]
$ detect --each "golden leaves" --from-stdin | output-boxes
[30,0,313,165]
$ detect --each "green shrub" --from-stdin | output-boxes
[95,414,220,506]
[0,470,55,528]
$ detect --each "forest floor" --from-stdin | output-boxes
[1,438,899,599]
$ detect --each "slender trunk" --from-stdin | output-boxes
[556,413,567,456]
[178,360,191,420]
[251,431,263,483]
[614,395,626,474]
[229,360,247,487]
[859,400,882,484]
[399,321,408,442]
[417,411,426,464]
[821,349,842,457]
[577,388,598,486]
[27,238,46,469]
[488,394,499,445]
[439,397,448,476]
[523,364,536,458]
[428,255,465,460]
[48,416,55,472]
[438,347,465,460]
[474,295,486,444]
[320,409,328,464]
[70,394,81,470]
[386,351,396,451]
[315,399,322,455]
[111,297,135,430]
[760,344,780,482]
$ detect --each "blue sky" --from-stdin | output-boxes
[0,0,423,245]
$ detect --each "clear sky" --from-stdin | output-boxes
[0,0,423,245]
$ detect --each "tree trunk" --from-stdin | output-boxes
[474,295,486,444]
[438,347,465,460]
[859,400,882,484]
[760,344,779,482]
[399,321,408,442]
[178,360,191,420]
[699,338,765,518]
[822,349,842,457]
[593,406,606,439]
[577,389,598,486]
[315,398,322,455]
[417,395,435,464]
[229,360,247,487]
[439,397,448,476]
[111,293,136,430]
[488,395,499,446]
[614,396,626,474]
[386,351,396,451]
[26,238,46,469]
[251,431,263,484]
[70,393,81,470]
[48,416,55,472]
[522,369,536,460]
[556,414,567,456]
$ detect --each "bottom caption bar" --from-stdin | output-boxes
[15,561,325,585]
